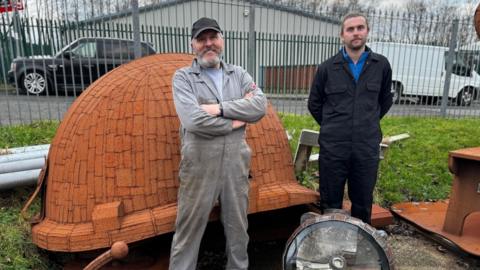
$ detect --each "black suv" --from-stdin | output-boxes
[7,37,156,95]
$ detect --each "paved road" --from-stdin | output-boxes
[268,96,480,117]
[0,93,75,125]
[1,93,480,125]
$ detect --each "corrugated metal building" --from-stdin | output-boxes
[82,0,340,36]
[64,0,342,92]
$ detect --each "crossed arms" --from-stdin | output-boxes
[173,69,267,138]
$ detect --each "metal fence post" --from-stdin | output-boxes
[131,0,141,59]
[247,2,256,76]
[440,19,459,117]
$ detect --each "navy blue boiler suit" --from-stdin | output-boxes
[307,47,393,224]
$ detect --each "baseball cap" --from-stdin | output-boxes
[191,17,222,39]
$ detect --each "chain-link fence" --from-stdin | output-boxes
[1,0,480,125]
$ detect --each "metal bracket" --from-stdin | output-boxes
[293,129,319,174]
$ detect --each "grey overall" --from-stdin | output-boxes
[169,59,267,270]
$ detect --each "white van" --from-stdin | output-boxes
[368,42,480,106]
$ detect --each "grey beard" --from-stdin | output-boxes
[197,54,221,68]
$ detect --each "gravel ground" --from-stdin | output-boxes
[58,208,480,269]
[196,218,480,270]
[385,221,479,270]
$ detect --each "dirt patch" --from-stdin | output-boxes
[388,234,467,270]
[196,219,479,270]
[39,207,480,269]
[385,221,478,270]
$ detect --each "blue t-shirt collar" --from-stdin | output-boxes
[341,47,369,64]
[341,47,370,83]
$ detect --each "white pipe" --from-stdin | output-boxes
[0,169,41,190]
[0,150,49,163]
[0,158,45,174]
[0,144,50,155]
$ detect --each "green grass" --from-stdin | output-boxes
[0,188,52,270]
[280,114,480,205]
[378,117,480,205]
[0,121,59,270]
[278,113,320,154]
[0,121,58,149]
[1,116,480,268]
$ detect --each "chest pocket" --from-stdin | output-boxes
[193,80,220,104]
[325,84,348,107]
[223,75,245,101]
[366,83,381,93]
[365,82,381,109]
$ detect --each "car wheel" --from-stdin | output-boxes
[21,71,48,95]
[392,83,402,104]
[456,87,474,106]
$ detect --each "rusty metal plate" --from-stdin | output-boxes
[391,200,480,256]
[450,147,480,161]
[342,200,394,228]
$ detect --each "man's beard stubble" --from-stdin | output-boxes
[346,38,366,51]
[196,48,222,68]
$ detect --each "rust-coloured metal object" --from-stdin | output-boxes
[342,200,394,228]
[84,241,129,270]
[391,146,480,257]
[306,201,394,228]
[475,3,480,38]
[443,147,480,235]
[392,200,480,256]
[27,53,318,253]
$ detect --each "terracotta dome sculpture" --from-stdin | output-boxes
[24,53,318,254]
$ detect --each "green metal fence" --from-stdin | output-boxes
[1,0,480,125]
[0,16,340,92]
[0,16,54,83]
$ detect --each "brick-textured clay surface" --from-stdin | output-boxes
[476,4,480,38]
[31,53,318,252]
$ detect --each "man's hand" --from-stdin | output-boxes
[200,104,221,116]
[244,91,254,99]
[232,120,246,129]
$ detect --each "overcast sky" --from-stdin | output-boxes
[375,0,476,10]
[11,0,480,20]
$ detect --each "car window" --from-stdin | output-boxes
[123,43,135,59]
[100,40,131,59]
[141,43,155,56]
[71,41,97,58]
[123,41,135,59]
[95,40,154,59]
[124,43,154,57]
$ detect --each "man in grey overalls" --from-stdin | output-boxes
[169,17,267,270]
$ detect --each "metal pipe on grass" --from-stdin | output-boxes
[0,169,41,190]
[0,158,45,174]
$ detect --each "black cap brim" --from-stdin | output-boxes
[192,27,221,39]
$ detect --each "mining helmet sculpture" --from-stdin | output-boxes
[23,53,318,254]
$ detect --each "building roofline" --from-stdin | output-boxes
[79,0,339,25]
[251,0,339,25]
